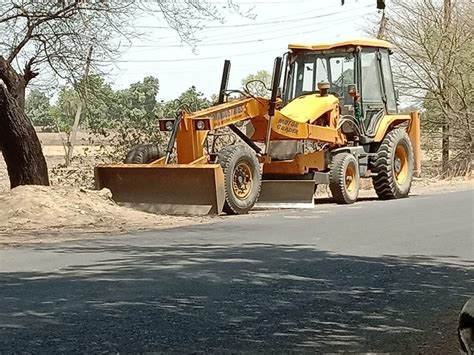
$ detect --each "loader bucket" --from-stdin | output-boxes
[255,180,316,209]
[94,164,225,215]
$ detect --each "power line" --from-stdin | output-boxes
[134,7,361,29]
[126,1,375,47]
[105,10,373,64]
[101,47,281,63]
[141,0,316,3]
[129,9,373,49]
[101,2,376,64]
[131,7,373,49]
[199,3,374,40]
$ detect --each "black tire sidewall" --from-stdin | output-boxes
[219,145,261,214]
[343,155,360,202]
[391,133,414,197]
[329,153,360,204]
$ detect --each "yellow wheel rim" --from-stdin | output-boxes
[345,163,356,192]
[232,161,253,200]
[394,144,408,184]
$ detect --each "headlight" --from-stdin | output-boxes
[165,121,174,131]
[196,120,205,130]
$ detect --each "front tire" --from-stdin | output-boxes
[218,145,261,215]
[372,128,414,199]
[329,152,360,204]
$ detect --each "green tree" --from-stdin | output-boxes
[241,70,272,97]
[119,76,160,123]
[44,74,120,164]
[50,87,79,135]
[101,76,163,159]
[81,75,121,135]
[158,86,211,118]
[25,89,53,129]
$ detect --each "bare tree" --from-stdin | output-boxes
[380,0,473,176]
[0,0,248,188]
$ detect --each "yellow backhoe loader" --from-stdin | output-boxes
[95,39,421,215]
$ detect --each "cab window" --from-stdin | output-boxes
[360,51,383,103]
[302,61,314,92]
[329,54,355,102]
[286,52,354,102]
[315,58,329,85]
[380,50,397,113]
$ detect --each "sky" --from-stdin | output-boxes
[107,0,381,101]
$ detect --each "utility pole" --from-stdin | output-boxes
[66,46,93,166]
[441,0,451,175]
[377,9,388,39]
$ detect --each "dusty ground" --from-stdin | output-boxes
[0,185,213,246]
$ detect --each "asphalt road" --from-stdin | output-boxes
[1,189,473,353]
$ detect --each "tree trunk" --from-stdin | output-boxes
[441,0,451,176]
[442,122,450,175]
[0,57,28,109]
[67,46,93,166]
[0,85,49,188]
[66,100,83,166]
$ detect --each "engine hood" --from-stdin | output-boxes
[279,94,339,124]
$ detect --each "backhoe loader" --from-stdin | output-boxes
[95,39,421,215]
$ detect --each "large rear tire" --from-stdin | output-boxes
[329,152,360,204]
[372,128,414,199]
[124,144,162,164]
[218,145,261,215]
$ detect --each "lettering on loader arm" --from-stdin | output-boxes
[209,106,245,126]
[276,118,299,135]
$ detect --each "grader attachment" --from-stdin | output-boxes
[95,164,225,215]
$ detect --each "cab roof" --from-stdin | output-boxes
[288,38,393,51]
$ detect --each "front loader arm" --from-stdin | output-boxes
[187,97,269,130]
[172,97,269,164]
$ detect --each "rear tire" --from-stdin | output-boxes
[124,144,162,164]
[372,128,414,199]
[218,145,261,215]
[329,152,360,204]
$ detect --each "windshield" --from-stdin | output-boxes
[286,52,355,102]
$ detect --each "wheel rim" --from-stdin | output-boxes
[232,160,253,200]
[394,144,409,185]
[345,163,356,192]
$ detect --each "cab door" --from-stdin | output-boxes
[359,49,386,133]
[380,48,398,114]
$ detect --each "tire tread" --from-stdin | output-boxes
[372,128,414,199]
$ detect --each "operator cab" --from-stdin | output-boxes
[283,39,398,131]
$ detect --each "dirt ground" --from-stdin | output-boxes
[0,185,214,246]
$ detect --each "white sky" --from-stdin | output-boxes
[107,0,381,101]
